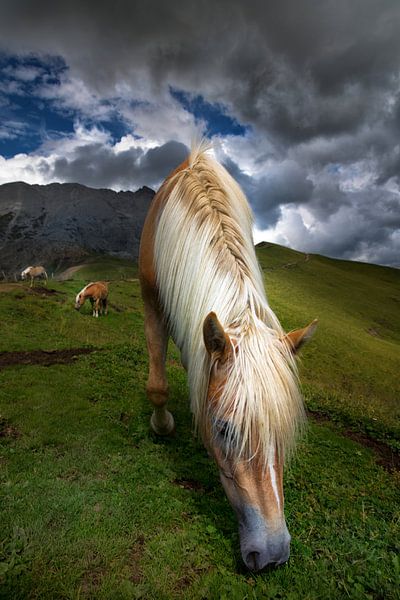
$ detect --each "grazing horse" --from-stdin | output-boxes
[75,281,108,317]
[139,143,317,571]
[21,265,48,287]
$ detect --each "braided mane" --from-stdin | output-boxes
[154,143,304,466]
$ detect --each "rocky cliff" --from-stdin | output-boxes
[0,181,155,276]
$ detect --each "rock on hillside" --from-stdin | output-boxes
[0,181,155,276]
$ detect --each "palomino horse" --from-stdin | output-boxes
[139,143,317,571]
[21,265,48,287]
[75,282,108,317]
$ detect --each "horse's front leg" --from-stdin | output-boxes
[94,298,100,317]
[143,298,175,436]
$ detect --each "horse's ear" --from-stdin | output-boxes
[283,319,318,354]
[203,312,229,358]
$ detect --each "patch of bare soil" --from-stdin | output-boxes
[0,347,97,369]
[172,478,205,491]
[0,284,65,299]
[129,535,145,584]
[308,409,399,473]
[175,567,212,591]
[109,302,124,313]
[366,327,381,337]
[0,417,21,438]
[80,553,107,595]
[342,430,400,473]
[307,410,331,424]
[28,286,65,297]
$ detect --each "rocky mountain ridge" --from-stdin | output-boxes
[0,181,155,276]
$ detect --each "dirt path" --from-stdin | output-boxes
[56,264,88,281]
[0,348,97,369]
[308,410,399,474]
[263,252,310,271]
[0,283,65,297]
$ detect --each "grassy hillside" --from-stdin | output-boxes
[256,243,400,450]
[0,246,399,599]
[55,255,138,282]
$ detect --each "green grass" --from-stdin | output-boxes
[256,243,400,450]
[55,255,138,282]
[0,248,399,599]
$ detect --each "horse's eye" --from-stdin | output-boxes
[214,419,229,439]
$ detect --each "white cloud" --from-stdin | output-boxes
[3,64,43,82]
[0,122,188,190]
[0,0,399,265]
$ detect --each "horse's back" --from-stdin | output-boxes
[139,158,189,293]
[22,265,46,278]
[99,281,108,298]
[90,281,108,298]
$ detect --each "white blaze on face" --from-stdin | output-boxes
[269,444,281,512]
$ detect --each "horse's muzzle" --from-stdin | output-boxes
[238,506,291,571]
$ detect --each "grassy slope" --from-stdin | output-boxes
[256,243,400,449]
[0,248,399,599]
[56,256,138,282]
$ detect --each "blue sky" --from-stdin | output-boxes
[0,55,247,157]
[0,0,399,266]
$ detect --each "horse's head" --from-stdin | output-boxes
[203,312,316,571]
[21,267,31,280]
[75,292,84,310]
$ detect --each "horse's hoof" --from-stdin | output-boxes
[150,411,175,436]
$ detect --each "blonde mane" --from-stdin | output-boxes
[76,282,94,302]
[154,143,304,466]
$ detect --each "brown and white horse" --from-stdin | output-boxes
[21,265,48,287]
[139,143,317,571]
[75,281,108,317]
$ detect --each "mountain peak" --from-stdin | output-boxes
[0,181,155,275]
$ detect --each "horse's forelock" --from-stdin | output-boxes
[208,322,304,468]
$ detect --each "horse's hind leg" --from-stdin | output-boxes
[143,296,174,436]
[103,298,108,315]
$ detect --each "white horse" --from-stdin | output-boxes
[21,266,48,287]
[139,142,317,571]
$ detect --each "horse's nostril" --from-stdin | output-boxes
[246,551,261,571]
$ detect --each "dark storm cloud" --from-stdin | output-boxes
[376,147,400,185]
[223,154,314,228]
[307,175,349,221]
[222,156,282,227]
[1,1,399,143]
[0,0,399,264]
[50,140,188,189]
[278,185,400,265]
